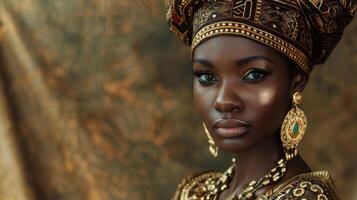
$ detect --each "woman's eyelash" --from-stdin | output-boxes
[193,70,211,75]
[242,68,271,81]
[193,68,270,84]
[193,71,219,85]
[245,68,269,74]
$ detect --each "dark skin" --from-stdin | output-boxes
[192,36,311,199]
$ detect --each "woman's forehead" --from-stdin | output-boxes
[193,36,282,62]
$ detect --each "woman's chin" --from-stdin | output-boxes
[216,137,256,154]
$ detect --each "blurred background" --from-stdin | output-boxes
[0,0,356,199]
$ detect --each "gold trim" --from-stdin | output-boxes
[254,0,263,20]
[191,21,311,73]
[173,172,223,200]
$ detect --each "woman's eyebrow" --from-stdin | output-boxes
[236,55,274,66]
[193,55,274,68]
[192,58,214,68]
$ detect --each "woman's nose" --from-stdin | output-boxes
[214,81,244,113]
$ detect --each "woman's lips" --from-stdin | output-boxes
[213,119,251,138]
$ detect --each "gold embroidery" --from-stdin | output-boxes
[173,171,340,200]
[191,21,310,73]
[293,187,305,197]
[232,0,253,18]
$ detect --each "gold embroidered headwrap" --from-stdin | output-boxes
[166,0,356,73]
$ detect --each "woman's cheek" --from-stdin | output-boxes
[257,87,277,106]
[253,85,289,129]
[194,85,217,118]
[249,86,285,122]
[193,84,209,114]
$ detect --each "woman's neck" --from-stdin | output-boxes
[227,134,284,196]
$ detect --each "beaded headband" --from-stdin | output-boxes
[166,0,356,74]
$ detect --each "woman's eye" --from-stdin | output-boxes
[242,70,268,81]
[194,72,218,85]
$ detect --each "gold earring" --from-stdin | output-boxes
[280,92,307,160]
[203,122,218,158]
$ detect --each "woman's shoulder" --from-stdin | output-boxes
[172,170,223,200]
[263,171,341,200]
[172,170,341,200]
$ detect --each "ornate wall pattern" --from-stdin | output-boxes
[0,0,356,199]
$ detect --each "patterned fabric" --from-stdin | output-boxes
[172,171,341,199]
[166,0,356,73]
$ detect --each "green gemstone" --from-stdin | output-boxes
[292,122,299,135]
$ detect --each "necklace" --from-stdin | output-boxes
[216,158,287,200]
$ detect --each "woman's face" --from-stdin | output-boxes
[193,36,305,153]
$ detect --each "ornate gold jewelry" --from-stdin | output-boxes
[203,122,218,158]
[175,158,287,200]
[228,159,287,200]
[280,91,307,160]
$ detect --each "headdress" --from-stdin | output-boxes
[166,0,356,73]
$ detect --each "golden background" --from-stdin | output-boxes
[0,0,356,199]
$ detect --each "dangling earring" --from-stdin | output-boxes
[203,122,218,158]
[280,91,307,160]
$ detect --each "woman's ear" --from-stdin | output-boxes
[290,67,309,95]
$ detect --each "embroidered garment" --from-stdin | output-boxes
[172,171,340,200]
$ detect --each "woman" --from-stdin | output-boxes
[166,0,356,199]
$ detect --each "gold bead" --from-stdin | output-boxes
[248,180,256,186]
[293,92,303,105]
[262,179,270,185]
[245,193,253,198]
